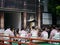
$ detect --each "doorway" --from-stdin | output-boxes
[4,12,21,29]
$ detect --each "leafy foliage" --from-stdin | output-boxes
[48,0,60,16]
[56,6,60,16]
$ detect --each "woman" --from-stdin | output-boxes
[52,27,60,45]
[31,26,38,42]
[41,27,48,39]
[4,27,14,44]
[19,28,27,42]
[49,27,57,39]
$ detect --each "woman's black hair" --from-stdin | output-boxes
[32,26,35,29]
[21,27,24,30]
[42,27,45,31]
[16,28,19,34]
[57,27,60,31]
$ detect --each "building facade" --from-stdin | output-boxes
[0,0,60,30]
[0,0,39,30]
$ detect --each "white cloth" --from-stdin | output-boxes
[53,32,60,40]
[52,32,60,45]
[19,30,21,34]
[0,29,4,33]
[50,29,57,39]
[4,28,14,40]
[31,30,38,42]
[19,30,27,42]
[41,31,48,39]
[50,29,57,36]
[19,30,27,37]
[31,30,38,37]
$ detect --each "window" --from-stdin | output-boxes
[4,0,16,8]
[41,0,48,12]
[16,0,24,9]
[42,13,52,25]
[26,0,36,12]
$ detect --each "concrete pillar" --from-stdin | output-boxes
[18,12,21,30]
[0,12,4,29]
[23,11,27,29]
[0,15,1,28]
[38,3,41,29]
[38,13,41,29]
[23,1,27,29]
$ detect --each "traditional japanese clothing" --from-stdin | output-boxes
[19,30,27,42]
[31,29,38,42]
[50,29,57,39]
[41,31,48,39]
[52,32,60,45]
[4,28,14,44]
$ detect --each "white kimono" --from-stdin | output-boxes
[31,30,38,42]
[41,31,48,39]
[20,30,27,37]
[4,28,14,44]
[19,30,27,42]
[52,32,60,45]
[0,29,4,39]
[31,30,38,38]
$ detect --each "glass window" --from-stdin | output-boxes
[41,0,48,12]
[4,0,16,8]
[42,13,52,25]
[16,0,24,9]
[26,0,36,12]
[4,0,36,10]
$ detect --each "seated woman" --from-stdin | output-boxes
[41,27,48,39]
[30,26,39,42]
[19,28,27,42]
[4,27,14,44]
[52,27,60,44]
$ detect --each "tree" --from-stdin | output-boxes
[56,6,60,16]
[48,0,60,25]
[48,0,60,16]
